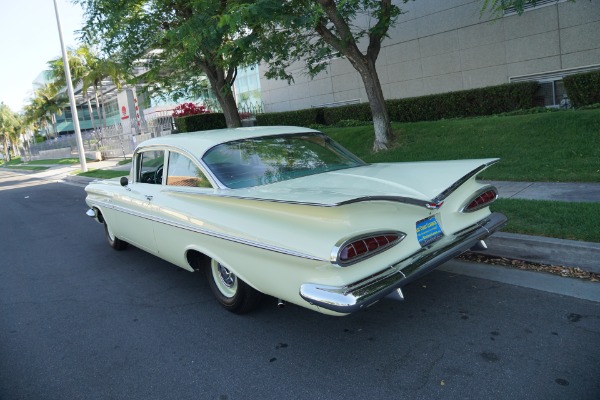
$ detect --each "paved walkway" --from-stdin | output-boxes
[483,180,600,203]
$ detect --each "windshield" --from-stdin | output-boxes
[202,132,366,189]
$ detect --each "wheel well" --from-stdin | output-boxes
[186,250,211,272]
[95,208,105,224]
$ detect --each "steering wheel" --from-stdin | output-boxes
[154,165,163,184]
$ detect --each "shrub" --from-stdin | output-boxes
[174,113,227,132]
[387,82,539,122]
[564,70,600,107]
[172,102,209,118]
[322,103,372,125]
[256,108,325,126]
[256,82,538,127]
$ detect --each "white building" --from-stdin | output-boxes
[259,0,600,112]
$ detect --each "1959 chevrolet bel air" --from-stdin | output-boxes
[85,126,506,316]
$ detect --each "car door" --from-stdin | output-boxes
[112,149,165,254]
[153,150,214,262]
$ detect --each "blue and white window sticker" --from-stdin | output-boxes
[416,215,443,246]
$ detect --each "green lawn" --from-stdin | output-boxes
[75,169,129,179]
[1,156,91,166]
[324,109,600,182]
[2,165,49,171]
[492,199,600,243]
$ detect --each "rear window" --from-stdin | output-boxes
[202,133,365,189]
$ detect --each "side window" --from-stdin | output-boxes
[137,150,165,184]
[166,152,212,188]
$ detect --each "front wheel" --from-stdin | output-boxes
[104,221,128,250]
[206,259,262,314]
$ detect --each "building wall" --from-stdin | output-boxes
[259,0,600,112]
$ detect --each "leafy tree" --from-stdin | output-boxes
[77,0,248,128]
[229,0,405,151]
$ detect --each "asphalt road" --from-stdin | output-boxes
[1,171,599,400]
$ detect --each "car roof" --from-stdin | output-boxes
[136,126,320,157]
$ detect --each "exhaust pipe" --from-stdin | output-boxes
[386,288,404,302]
[470,240,488,251]
[277,299,285,308]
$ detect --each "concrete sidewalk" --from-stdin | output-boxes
[483,180,600,203]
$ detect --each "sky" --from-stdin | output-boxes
[0,0,85,113]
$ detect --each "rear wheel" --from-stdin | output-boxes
[206,259,262,314]
[104,221,128,250]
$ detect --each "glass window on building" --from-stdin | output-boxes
[534,80,569,108]
[233,65,262,111]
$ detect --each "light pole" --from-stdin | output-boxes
[52,0,87,172]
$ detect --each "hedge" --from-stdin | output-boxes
[564,70,600,107]
[256,81,539,126]
[255,108,325,127]
[174,113,227,133]
[388,82,538,122]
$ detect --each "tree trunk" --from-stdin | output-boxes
[93,87,103,128]
[86,97,97,132]
[358,60,392,152]
[313,1,394,152]
[203,64,241,128]
[2,137,10,162]
[215,87,241,128]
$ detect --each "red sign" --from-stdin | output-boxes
[120,105,129,120]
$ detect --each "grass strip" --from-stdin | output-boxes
[491,198,600,243]
[22,158,88,165]
[76,169,129,179]
[2,165,49,171]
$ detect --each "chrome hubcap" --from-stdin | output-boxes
[211,260,238,298]
[218,264,236,288]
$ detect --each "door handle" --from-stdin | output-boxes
[145,195,153,201]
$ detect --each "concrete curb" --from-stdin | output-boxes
[63,174,98,185]
[475,232,600,273]
[440,260,600,303]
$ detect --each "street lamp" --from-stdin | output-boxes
[52,0,87,172]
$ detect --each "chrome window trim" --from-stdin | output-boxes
[87,199,326,262]
[200,132,367,189]
[161,191,444,209]
[134,144,224,189]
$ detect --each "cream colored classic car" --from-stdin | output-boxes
[85,126,506,316]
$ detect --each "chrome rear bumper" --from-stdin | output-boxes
[300,212,507,314]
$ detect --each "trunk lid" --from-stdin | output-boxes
[222,158,498,206]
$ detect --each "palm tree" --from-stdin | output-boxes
[0,103,20,162]
[77,45,129,128]
[48,44,130,129]
[23,83,69,139]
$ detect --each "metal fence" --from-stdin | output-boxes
[21,103,266,161]
[22,114,175,161]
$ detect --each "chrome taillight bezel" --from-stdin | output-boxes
[331,231,406,266]
[460,186,499,213]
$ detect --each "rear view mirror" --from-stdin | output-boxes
[120,176,129,187]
